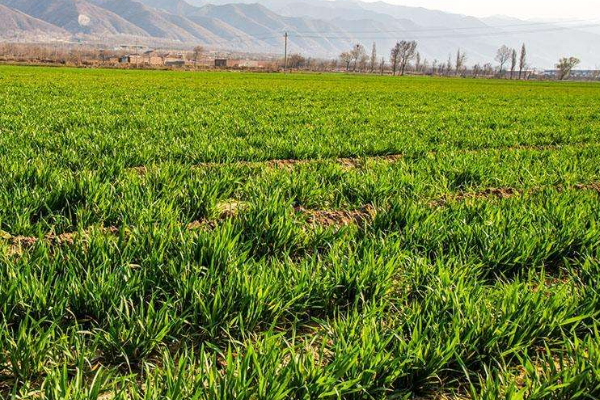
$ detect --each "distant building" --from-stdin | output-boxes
[117,52,274,70]
[148,56,164,66]
[143,50,164,66]
[543,70,599,79]
[119,51,188,67]
[119,55,145,65]
[229,60,262,68]
[164,58,185,67]
[216,59,274,69]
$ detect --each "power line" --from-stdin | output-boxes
[198,19,599,48]
[214,18,598,39]
[287,23,600,41]
[288,18,596,35]
[138,18,599,51]
[199,34,282,48]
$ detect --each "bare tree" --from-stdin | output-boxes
[438,61,446,76]
[455,49,467,76]
[390,43,401,75]
[359,54,369,72]
[483,63,494,76]
[397,40,418,75]
[422,58,429,74]
[315,59,329,71]
[193,45,204,65]
[351,44,366,71]
[288,54,306,69]
[369,42,377,73]
[495,45,512,75]
[472,64,481,78]
[556,57,580,80]
[432,59,439,75]
[379,57,386,75]
[510,49,517,79]
[329,58,339,70]
[446,54,453,76]
[415,51,421,72]
[518,44,527,80]
[339,52,352,71]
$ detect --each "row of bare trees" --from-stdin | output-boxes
[338,41,583,81]
[321,44,594,81]
[340,41,510,78]
[312,41,593,81]
[495,44,583,80]
[339,42,482,77]
[495,44,527,79]
[0,43,123,65]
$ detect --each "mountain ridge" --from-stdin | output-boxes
[0,4,69,40]
[0,0,598,68]
[0,0,150,36]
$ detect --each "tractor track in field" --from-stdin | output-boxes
[129,142,595,175]
[3,182,599,256]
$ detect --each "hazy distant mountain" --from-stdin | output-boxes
[0,0,148,36]
[237,0,600,67]
[203,0,600,67]
[357,1,488,29]
[182,0,208,6]
[0,4,68,39]
[478,16,600,68]
[141,0,198,16]
[186,15,259,48]
[189,3,355,53]
[0,0,598,68]
[88,0,203,42]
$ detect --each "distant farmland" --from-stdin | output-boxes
[1,66,599,399]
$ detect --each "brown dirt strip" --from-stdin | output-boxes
[131,153,404,175]
[3,200,249,256]
[574,182,600,193]
[3,182,599,256]
[129,142,594,175]
[4,226,120,256]
[432,182,600,207]
[430,187,523,207]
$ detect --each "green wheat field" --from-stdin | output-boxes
[1,66,600,399]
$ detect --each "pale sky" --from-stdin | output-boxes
[362,0,600,20]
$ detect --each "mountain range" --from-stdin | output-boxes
[1,0,599,68]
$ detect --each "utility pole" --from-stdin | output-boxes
[284,32,288,74]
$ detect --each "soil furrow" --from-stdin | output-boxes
[129,142,595,175]
[3,181,598,255]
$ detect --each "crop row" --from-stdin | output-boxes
[1,144,599,236]
[1,67,600,170]
[3,180,599,258]
[1,187,599,398]
[1,67,600,398]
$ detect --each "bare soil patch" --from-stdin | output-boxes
[431,187,522,206]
